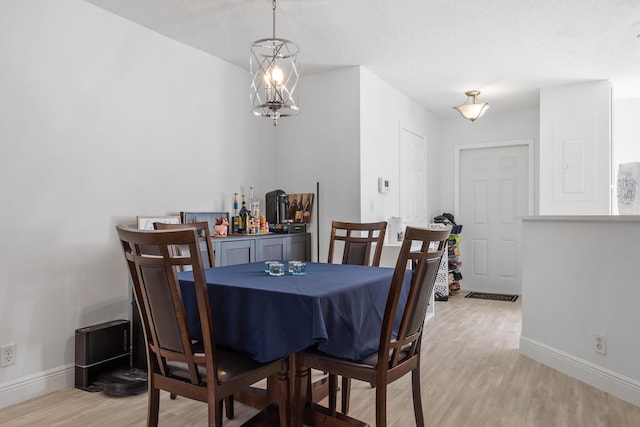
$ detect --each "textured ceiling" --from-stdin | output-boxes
[84,0,640,119]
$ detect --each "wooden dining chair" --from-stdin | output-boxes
[301,225,451,427]
[116,225,288,427]
[327,220,387,267]
[151,221,235,415]
[324,220,387,414]
[153,221,216,269]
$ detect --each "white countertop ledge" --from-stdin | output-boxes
[522,215,640,222]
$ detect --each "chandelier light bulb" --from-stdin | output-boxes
[270,66,284,86]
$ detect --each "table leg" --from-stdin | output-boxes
[234,358,290,427]
[293,353,369,427]
[292,353,308,427]
[276,357,290,427]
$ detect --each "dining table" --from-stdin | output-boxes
[178,261,411,427]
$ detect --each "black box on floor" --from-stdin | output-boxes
[131,301,147,370]
[75,319,130,390]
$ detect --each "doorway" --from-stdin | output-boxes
[454,140,533,295]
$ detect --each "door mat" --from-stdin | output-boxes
[465,292,518,302]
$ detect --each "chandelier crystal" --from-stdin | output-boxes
[250,0,300,125]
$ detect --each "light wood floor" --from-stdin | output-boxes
[2,293,640,427]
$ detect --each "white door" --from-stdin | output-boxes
[399,129,427,224]
[458,143,530,295]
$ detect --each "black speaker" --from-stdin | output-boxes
[75,319,130,391]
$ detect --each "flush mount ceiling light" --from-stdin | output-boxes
[250,0,300,126]
[453,90,489,122]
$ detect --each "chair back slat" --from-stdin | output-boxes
[343,240,367,265]
[154,221,216,269]
[403,242,446,337]
[379,226,450,369]
[328,221,387,266]
[140,263,185,353]
[117,225,215,386]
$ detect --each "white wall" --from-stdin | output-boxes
[0,0,276,408]
[275,67,361,262]
[520,217,640,407]
[276,67,441,263]
[359,68,442,227]
[440,108,541,215]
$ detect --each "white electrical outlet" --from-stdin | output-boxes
[1,344,16,367]
[594,334,607,355]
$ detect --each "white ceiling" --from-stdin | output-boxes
[85,0,640,119]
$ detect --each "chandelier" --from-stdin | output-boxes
[250,0,300,125]
[453,90,489,122]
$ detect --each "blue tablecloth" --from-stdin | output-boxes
[178,262,410,363]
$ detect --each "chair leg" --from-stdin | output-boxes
[375,382,387,427]
[411,366,425,427]
[213,399,223,427]
[225,396,234,419]
[341,377,351,415]
[328,374,338,415]
[147,385,160,427]
[305,368,313,401]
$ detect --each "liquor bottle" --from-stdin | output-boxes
[238,194,249,233]
[233,193,239,216]
[249,185,260,218]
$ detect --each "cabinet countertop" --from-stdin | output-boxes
[212,232,309,240]
[522,215,640,222]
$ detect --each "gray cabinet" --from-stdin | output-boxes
[218,239,255,266]
[256,236,286,262]
[287,234,310,261]
[211,233,310,267]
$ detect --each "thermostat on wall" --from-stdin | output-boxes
[378,177,390,194]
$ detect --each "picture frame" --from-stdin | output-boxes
[136,215,181,230]
[284,193,314,224]
[180,212,230,235]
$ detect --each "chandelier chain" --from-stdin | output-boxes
[272,0,276,39]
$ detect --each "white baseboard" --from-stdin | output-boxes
[520,336,640,408]
[0,364,74,410]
